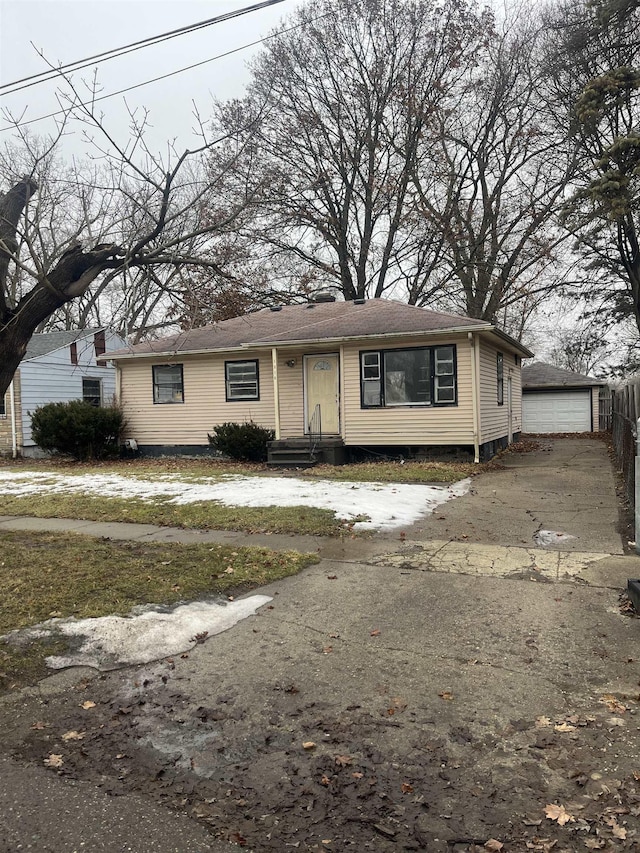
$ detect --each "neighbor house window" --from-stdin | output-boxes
[153,364,184,404]
[0,393,5,417]
[70,342,78,365]
[497,352,504,405]
[360,345,457,407]
[94,330,107,367]
[82,378,102,407]
[225,360,259,401]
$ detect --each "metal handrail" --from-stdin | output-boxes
[308,403,322,458]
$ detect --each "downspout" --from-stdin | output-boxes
[271,347,281,440]
[468,332,481,464]
[339,344,345,438]
[9,379,17,458]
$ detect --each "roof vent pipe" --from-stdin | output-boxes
[269,305,283,312]
[353,298,366,305]
[311,289,336,303]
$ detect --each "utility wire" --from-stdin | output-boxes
[0,0,286,96]
[0,15,330,133]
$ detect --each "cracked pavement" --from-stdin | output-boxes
[2,437,640,852]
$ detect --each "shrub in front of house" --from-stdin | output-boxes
[208,421,275,462]
[31,400,126,461]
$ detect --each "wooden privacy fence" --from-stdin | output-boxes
[610,380,640,514]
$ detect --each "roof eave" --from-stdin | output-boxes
[243,324,494,349]
[523,381,605,389]
[110,325,493,359]
[485,327,534,358]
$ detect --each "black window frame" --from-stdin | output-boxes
[497,352,504,406]
[152,364,185,404]
[0,393,5,418]
[225,359,260,402]
[360,345,458,409]
[82,377,102,407]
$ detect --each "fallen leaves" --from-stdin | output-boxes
[484,841,504,852]
[554,722,577,732]
[43,753,63,768]
[544,803,575,826]
[369,628,381,637]
[606,816,627,839]
[80,700,96,710]
[386,696,408,716]
[302,741,316,750]
[335,754,353,767]
[600,694,627,714]
[61,730,85,741]
[438,690,454,701]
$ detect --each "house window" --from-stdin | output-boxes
[82,378,102,407]
[360,345,457,408]
[0,393,5,418]
[70,342,78,365]
[225,360,259,401]
[94,330,107,367]
[497,352,504,406]
[153,364,184,404]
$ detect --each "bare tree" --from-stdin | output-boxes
[543,0,640,337]
[207,0,492,303]
[410,15,577,330]
[0,92,255,397]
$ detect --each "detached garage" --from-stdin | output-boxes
[521,362,606,433]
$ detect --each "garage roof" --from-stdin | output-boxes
[522,362,606,389]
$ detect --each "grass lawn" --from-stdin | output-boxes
[0,492,350,536]
[0,530,317,692]
[0,454,486,484]
[0,455,482,535]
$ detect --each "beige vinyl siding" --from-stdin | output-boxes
[512,359,523,434]
[0,371,22,454]
[591,387,600,432]
[275,350,306,438]
[479,343,522,444]
[341,335,475,446]
[119,352,275,446]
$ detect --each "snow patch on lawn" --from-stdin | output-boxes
[22,595,273,671]
[0,471,470,530]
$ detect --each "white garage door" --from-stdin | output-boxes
[522,390,591,433]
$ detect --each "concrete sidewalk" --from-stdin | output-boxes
[2,437,640,852]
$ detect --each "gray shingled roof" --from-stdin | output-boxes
[522,361,606,388]
[109,299,523,358]
[24,329,101,360]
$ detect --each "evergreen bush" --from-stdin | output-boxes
[208,421,274,462]
[30,400,126,461]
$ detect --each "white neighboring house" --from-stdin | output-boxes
[0,328,125,457]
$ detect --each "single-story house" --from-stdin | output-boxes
[0,328,124,457]
[521,362,606,433]
[110,297,533,463]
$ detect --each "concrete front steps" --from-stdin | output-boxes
[267,438,346,468]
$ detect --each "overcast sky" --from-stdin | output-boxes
[0,0,294,156]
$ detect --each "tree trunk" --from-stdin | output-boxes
[0,178,123,400]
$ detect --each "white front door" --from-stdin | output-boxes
[304,354,340,435]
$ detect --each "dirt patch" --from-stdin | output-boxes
[3,665,640,852]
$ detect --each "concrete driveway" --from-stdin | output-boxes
[2,437,640,852]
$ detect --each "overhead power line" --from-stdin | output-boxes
[0,0,286,97]
[0,14,331,133]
